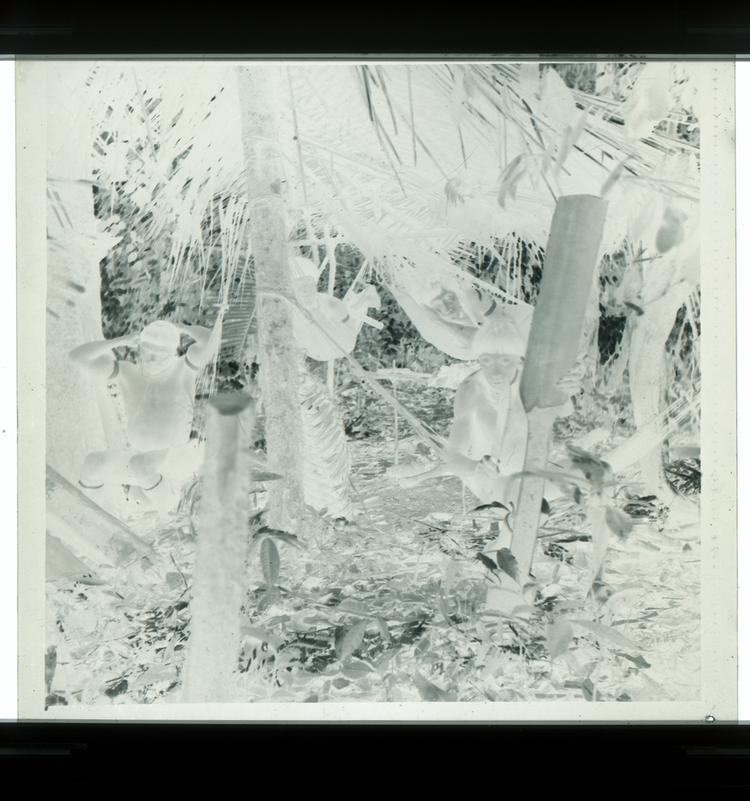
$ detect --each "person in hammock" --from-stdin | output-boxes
[387,264,534,361]
[69,314,223,509]
[288,256,382,361]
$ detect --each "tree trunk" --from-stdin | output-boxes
[628,279,693,499]
[511,195,608,579]
[236,65,306,532]
[181,394,257,703]
[45,62,125,484]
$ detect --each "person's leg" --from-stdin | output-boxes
[126,449,182,518]
[126,449,169,490]
[79,450,132,489]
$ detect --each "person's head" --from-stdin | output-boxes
[138,321,181,373]
[470,314,526,386]
[428,287,463,320]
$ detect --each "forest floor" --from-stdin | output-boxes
[45,381,701,707]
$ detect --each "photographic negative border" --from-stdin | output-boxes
[15,58,737,722]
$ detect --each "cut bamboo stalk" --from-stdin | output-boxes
[511,195,608,579]
[180,392,256,703]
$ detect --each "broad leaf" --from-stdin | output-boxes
[255,526,302,549]
[342,658,374,679]
[555,110,588,174]
[655,206,686,254]
[413,671,450,702]
[337,598,370,615]
[376,616,392,643]
[334,619,368,661]
[570,619,640,651]
[250,469,284,482]
[614,651,652,670]
[496,548,520,582]
[497,154,526,209]
[485,586,530,618]
[240,623,284,650]
[260,538,280,586]
[437,593,454,627]
[476,553,498,574]
[605,506,635,539]
[539,67,577,130]
[546,617,574,661]
[471,500,510,513]
[567,445,614,491]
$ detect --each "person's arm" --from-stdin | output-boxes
[447,385,473,456]
[175,305,227,370]
[445,380,486,476]
[343,285,383,330]
[69,333,136,379]
[525,357,586,429]
[549,355,588,414]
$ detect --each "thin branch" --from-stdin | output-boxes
[286,67,309,206]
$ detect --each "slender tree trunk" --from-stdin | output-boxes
[326,234,337,393]
[236,65,306,532]
[628,279,693,499]
[181,394,256,703]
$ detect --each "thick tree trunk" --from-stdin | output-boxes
[236,66,307,532]
[511,195,608,579]
[181,394,257,703]
[45,62,124,484]
[43,62,142,600]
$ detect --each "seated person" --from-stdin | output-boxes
[289,256,382,360]
[69,315,222,512]
[445,316,530,506]
[401,312,577,512]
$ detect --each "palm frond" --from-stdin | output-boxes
[298,370,353,519]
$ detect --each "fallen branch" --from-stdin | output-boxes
[46,464,156,569]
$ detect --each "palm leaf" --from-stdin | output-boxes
[298,370,353,519]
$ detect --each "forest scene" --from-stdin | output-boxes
[42,60,702,707]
